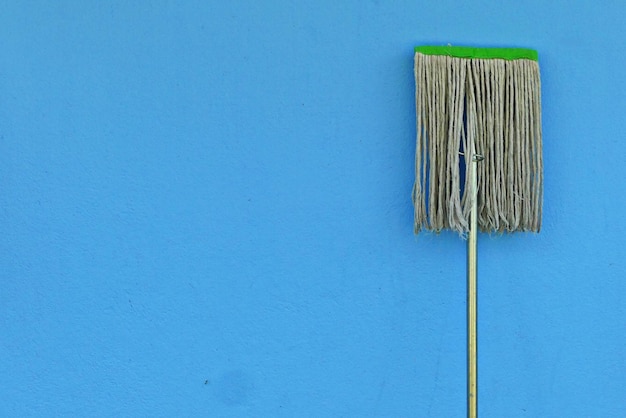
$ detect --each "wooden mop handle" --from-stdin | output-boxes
[468,152,483,418]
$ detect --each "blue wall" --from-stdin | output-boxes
[1,1,625,417]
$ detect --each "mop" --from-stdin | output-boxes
[412,45,542,418]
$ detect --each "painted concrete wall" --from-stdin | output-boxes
[1,1,624,416]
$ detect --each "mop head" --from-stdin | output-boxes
[412,45,542,234]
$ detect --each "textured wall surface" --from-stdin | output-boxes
[1,1,625,417]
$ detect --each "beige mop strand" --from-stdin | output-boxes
[412,45,542,418]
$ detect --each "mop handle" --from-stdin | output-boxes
[468,152,483,418]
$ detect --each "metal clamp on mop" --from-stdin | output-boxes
[411,45,543,418]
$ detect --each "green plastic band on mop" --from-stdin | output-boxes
[414,45,538,61]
